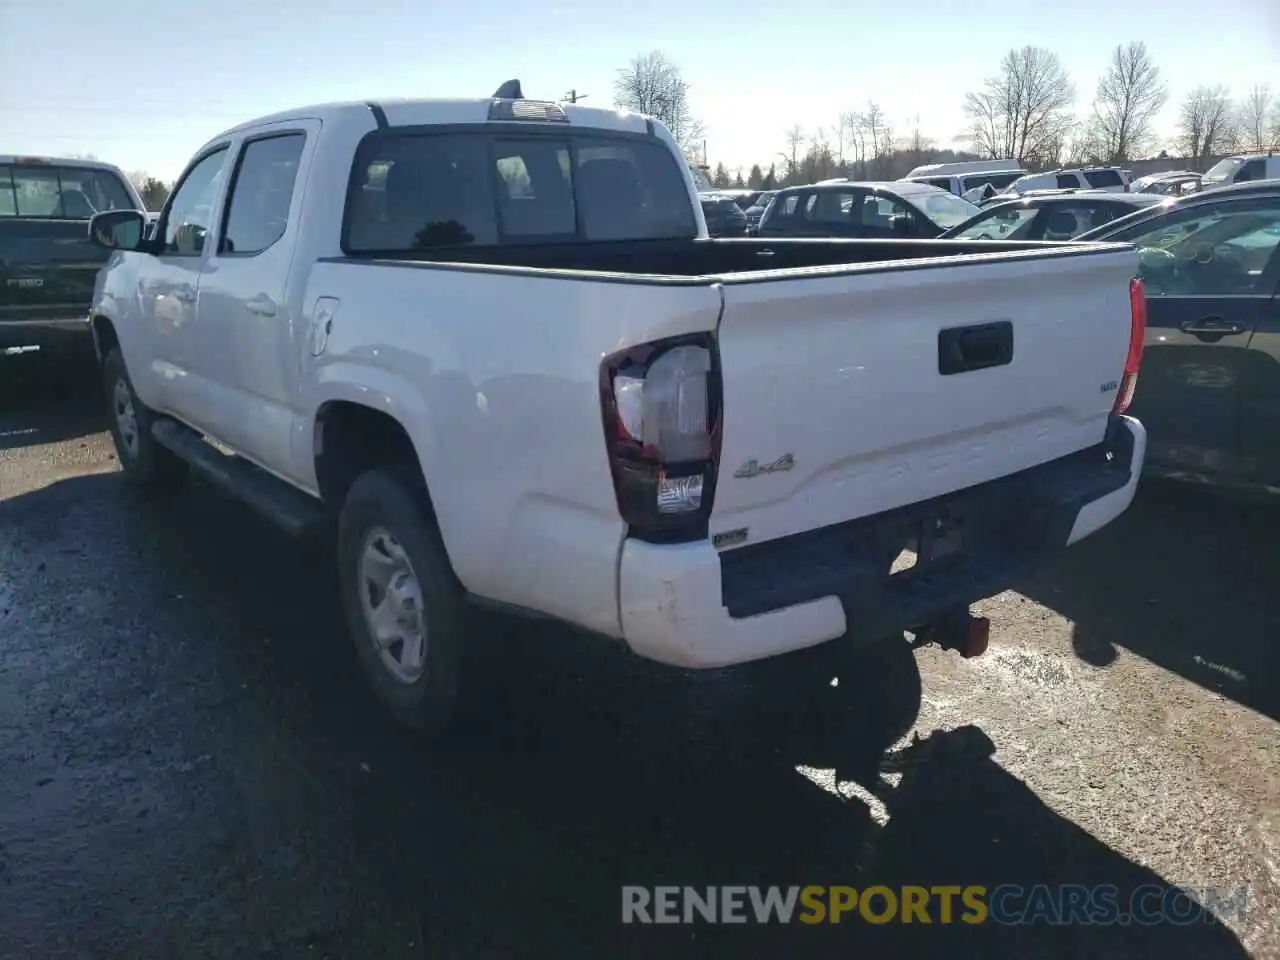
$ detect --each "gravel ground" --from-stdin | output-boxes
[2,364,1278,959]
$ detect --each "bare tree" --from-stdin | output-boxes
[1240,84,1276,153]
[613,50,704,155]
[1176,85,1237,168]
[807,127,835,181]
[963,46,1075,162]
[780,124,805,182]
[860,101,894,177]
[1089,41,1167,163]
[842,110,868,177]
[902,114,935,164]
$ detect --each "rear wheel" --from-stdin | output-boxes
[337,469,462,737]
[102,348,188,491]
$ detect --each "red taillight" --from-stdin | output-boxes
[1114,277,1147,414]
[599,335,722,543]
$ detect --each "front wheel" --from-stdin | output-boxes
[337,469,463,737]
[102,347,188,491]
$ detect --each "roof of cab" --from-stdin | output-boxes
[776,180,952,196]
[204,97,655,147]
[0,154,128,173]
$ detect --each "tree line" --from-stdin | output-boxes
[613,45,1280,189]
[127,48,1280,204]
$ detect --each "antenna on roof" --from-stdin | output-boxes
[492,79,523,99]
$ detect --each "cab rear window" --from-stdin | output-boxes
[343,131,698,253]
[0,164,135,219]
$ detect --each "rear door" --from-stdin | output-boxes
[708,245,1139,545]
[0,162,136,330]
[1099,193,1280,481]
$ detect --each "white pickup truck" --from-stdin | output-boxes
[86,82,1148,736]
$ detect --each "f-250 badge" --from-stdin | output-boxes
[734,453,795,479]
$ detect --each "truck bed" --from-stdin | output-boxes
[306,236,1139,637]
[332,236,1100,278]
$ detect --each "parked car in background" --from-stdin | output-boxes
[1,154,146,361]
[742,190,776,232]
[901,159,1028,199]
[1004,167,1132,195]
[699,193,750,237]
[941,191,1166,241]
[1131,170,1197,193]
[705,188,769,211]
[1075,179,1280,495]
[977,186,1085,207]
[1138,174,1202,197]
[1200,154,1280,189]
[757,181,979,238]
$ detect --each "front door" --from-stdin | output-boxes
[184,124,313,475]
[1104,193,1280,482]
[141,145,231,421]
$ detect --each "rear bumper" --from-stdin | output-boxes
[1,316,93,354]
[618,415,1146,668]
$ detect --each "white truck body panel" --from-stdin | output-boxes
[709,247,1134,545]
[90,95,1147,670]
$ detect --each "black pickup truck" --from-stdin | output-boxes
[1,156,145,365]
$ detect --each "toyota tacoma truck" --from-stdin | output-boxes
[85,83,1148,736]
[1,155,145,363]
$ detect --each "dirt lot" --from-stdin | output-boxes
[2,366,1278,959]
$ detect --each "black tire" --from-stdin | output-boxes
[337,469,462,737]
[102,347,189,491]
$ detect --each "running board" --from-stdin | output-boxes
[151,419,324,537]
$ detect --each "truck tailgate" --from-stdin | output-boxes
[709,245,1137,547]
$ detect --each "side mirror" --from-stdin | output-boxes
[89,209,146,251]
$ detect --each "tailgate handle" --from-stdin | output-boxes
[938,321,1013,376]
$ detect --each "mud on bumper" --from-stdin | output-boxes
[618,415,1145,668]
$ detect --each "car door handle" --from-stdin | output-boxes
[245,294,277,317]
[1179,317,1246,336]
[172,284,196,304]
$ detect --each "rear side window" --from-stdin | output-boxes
[771,194,800,218]
[0,163,134,219]
[220,133,306,255]
[961,171,1021,192]
[1236,158,1266,182]
[1084,169,1123,188]
[343,132,697,252]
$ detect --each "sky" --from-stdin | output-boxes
[1,0,1278,182]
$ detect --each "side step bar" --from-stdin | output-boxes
[151,419,324,537]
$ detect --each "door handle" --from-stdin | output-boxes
[245,294,277,317]
[172,284,196,304]
[1179,316,1246,337]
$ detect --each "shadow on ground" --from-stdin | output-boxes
[1022,479,1280,722]
[0,474,1251,958]
[0,353,105,451]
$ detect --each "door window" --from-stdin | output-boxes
[1117,198,1280,296]
[1040,202,1117,239]
[1056,172,1081,189]
[1083,169,1123,189]
[807,190,860,225]
[220,134,306,256]
[1234,158,1266,183]
[162,147,229,255]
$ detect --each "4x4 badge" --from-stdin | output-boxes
[734,453,795,479]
